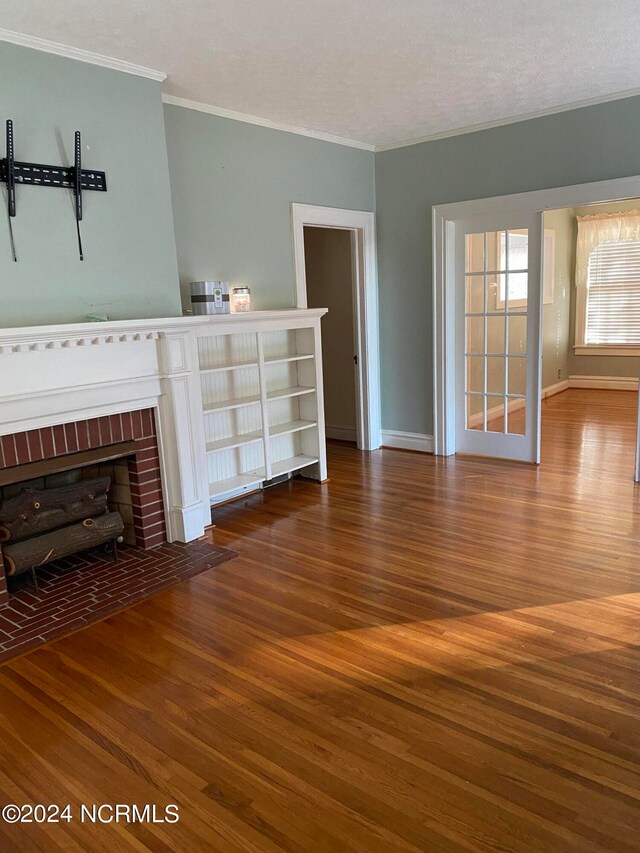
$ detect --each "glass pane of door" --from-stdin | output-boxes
[464,230,529,436]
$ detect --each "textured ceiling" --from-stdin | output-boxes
[3,0,640,148]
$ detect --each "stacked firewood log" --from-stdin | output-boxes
[0,477,124,582]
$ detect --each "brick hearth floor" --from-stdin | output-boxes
[0,540,236,664]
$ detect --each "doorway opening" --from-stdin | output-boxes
[304,226,358,444]
[538,200,640,468]
[433,173,640,476]
[291,203,381,451]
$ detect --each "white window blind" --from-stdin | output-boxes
[586,240,640,345]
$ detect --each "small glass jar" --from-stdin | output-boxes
[232,286,251,312]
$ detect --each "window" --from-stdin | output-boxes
[496,230,528,308]
[585,241,640,345]
[494,229,554,310]
[575,211,640,353]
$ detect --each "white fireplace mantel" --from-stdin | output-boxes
[0,310,325,351]
[0,310,326,544]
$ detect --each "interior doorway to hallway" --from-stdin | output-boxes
[304,226,358,444]
[290,203,381,452]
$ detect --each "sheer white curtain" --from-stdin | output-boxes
[576,211,640,346]
[576,210,640,291]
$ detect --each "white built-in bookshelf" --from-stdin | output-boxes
[194,309,328,504]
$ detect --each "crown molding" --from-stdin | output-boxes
[162,94,375,151]
[4,26,638,153]
[374,86,640,152]
[0,28,166,81]
[164,87,640,154]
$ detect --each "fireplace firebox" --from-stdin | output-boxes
[0,476,124,593]
[0,409,166,608]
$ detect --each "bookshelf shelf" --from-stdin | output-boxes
[200,359,258,374]
[270,455,318,477]
[203,394,261,413]
[269,419,316,438]
[205,431,263,453]
[266,385,315,402]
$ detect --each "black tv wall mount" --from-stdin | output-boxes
[0,119,107,261]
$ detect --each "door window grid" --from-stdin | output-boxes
[464,230,529,435]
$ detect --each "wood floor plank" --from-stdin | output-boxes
[0,388,640,850]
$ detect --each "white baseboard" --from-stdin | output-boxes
[467,396,525,429]
[569,375,639,391]
[326,426,358,442]
[381,429,434,453]
[542,379,570,398]
[467,379,570,428]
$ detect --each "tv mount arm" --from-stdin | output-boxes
[74,130,84,261]
[5,119,16,262]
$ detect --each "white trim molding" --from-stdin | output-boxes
[162,95,375,151]
[0,28,166,81]
[0,310,323,351]
[575,345,640,357]
[542,379,570,398]
[569,375,639,391]
[381,430,434,453]
[326,426,358,442]
[375,86,640,152]
[291,203,381,453]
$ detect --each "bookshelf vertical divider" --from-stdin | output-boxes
[256,330,273,480]
[195,309,328,505]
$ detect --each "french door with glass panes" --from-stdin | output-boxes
[455,211,542,462]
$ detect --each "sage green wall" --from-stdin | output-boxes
[375,95,640,435]
[0,43,181,327]
[541,208,572,388]
[163,104,375,310]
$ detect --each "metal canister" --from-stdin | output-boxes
[190,281,230,315]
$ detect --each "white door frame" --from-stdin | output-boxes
[433,174,640,457]
[291,203,382,451]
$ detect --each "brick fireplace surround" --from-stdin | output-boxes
[0,408,166,608]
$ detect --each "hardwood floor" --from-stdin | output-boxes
[1,388,640,851]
